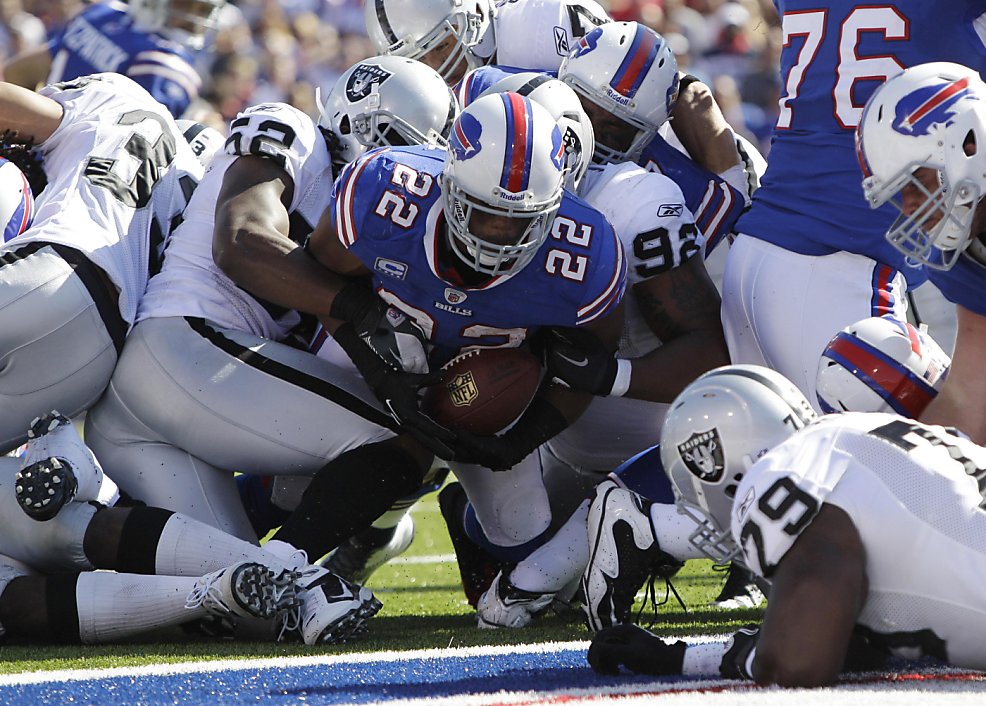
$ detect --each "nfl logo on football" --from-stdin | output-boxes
[448,371,479,407]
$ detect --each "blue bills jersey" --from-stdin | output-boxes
[330,145,626,359]
[929,252,986,317]
[457,65,746,257]
[737,0,986,287]
[47,1,201,119]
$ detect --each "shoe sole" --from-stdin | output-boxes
[314,592,383,645]
[230,563,289,620]
[15,457,78,522]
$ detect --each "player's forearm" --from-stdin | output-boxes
[669,76,740,175]
[0,81,63,142]
[623,330,730,402]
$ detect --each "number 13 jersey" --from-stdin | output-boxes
[732,411,986,669]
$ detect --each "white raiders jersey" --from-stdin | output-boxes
[493,0,609,72]
[731,412,986,670]
[579,162,702,358]
[7,73,203,325]
[138,102,335,340]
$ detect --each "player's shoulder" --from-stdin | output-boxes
[227,102,330,176]
[41,72,164,118]
[587,161,687,204]
[76,0,129,23]
[494,0,610,72]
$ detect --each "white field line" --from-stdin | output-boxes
[392,553,456,564]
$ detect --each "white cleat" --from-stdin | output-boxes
[185,561,298,621]
[20,411,105,509]
[278,566,382,645]
[476,570,554,629]
[323,514,415,584]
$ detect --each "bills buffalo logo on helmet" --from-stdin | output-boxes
[892,76,977,137]
[549,125,566,171]
[572,29,601,59]
[451,111,483,161]
[678,429,725,482]
[346,64,393,103]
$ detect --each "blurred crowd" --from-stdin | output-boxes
[0,0,782,153]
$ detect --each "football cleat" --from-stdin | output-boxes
[582,480,683,632]
[17,411,106,518]
[323,514,415,584]
[476,570,555,629]
[15,457,78,522]
[185,561,297,620]
[711,563,766,610]
[438,481,507,608]
[278,566,382,645]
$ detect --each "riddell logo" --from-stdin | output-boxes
[448,371,479,407]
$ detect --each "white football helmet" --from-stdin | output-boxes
[317,56,459,166]
[176,119,225,168]
[857,62,986,270]
[0,157,33,242]
[816,316,950,418]
[480,72,595,191]
[558,22,678,164]
[129,0,225,49]
[364,0,496,82]
[441,91,566,277]
[660,365,817,565]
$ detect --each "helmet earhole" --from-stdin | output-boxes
[963,130,977,157]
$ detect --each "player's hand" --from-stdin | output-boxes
[719,624,760,680]
[588,624,687,676]
[544,328,624,397]
[331,282,429,373]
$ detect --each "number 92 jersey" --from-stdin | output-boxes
[11,73,203,326]
[331,145,626,355]
[732,411,986,669]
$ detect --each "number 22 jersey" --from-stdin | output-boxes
[330,145,626,356]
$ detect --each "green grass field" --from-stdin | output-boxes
[0,490,763,675]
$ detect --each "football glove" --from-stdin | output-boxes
[588,623,687,676]
[334,324,456,458]
[331,281,429,374]
[719,624,760,680]
[544,328,629,397]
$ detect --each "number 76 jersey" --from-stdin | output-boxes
[331,145,626,352]
[731,411,986,670]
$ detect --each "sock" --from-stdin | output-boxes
[272,442,423,559]
[114,506,294,576]
[508,499,590,594]
[650,503,707,560]
[74,572,211,644]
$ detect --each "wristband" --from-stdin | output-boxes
[329,281,375,323]
[608,359,632,398]
[681,641,728,676]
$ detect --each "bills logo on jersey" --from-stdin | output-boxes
[553,26,569,56]
[444,288,467,304]
[451,111,483,161]
[572,30,600,59]
[346,64,393,103]
[678,429,725,482]
[892,77,976,137]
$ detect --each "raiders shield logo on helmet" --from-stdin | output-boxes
[677,429,725,482]
[346,64,393,103]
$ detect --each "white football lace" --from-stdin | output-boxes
[185,569,233,614]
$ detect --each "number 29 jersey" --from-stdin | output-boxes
[331,145,626,355]
[732,412,986,669]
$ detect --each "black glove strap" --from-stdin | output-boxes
[329,280,377,324]
[334,323,383,376]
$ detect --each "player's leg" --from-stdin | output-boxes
[85,316,400,539]
[0,243,120,452]
[0,563,292,644]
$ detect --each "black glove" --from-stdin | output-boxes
[544,328,625,396]
[335,324,456,458]
[447,397,569,470]
[588,623,687,676]
[331,282,429,373]
[719,624,760,680]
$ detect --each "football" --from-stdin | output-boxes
[423,348,541,435]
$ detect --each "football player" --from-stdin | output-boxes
[3,412,379,645]
[587,364,986,686]
[3,0,223,118]
[857,62,986,444]
[0,73,205,452]
[82,56,460,551]
[721,0,986,413]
